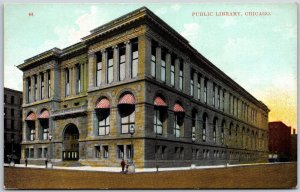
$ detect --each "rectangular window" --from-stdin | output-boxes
[65,69,70,96]
[174,114,181,137]
[190,70,194,96]
[34,75,38,101]
[11,96,14,104]
[43,127,49,140]
[222,90,225,112]
[27,78,31,103]
[43,148,48,158]
[151,44,156,77]
[126,145,133,159]
[131,40,138,78]
[171,58,175,87]
[11,108,14,116]
[40,73,44,99]
[4,107,7,117]
[161,50,166,82]
[197,75,201,100]
[204,79,207,104]
[103,145,109,159]
[212,84,215,106]
[11,120,14,130]
[95,146,101,158]
[4,94,7,103]
[25,148,29,158]
[107,49,114,83]
[179,62,183,91]
[30,128,35,141]
[38,148,42,158]
[180,147,184,159]
[76,64,81,93]
[161,146,167,159]
[217,88,220,109]
[98,116,110,136]
[47,70,51,98]
[117,145,124,159]
[121,112,135,134]
[154,109,163,135]
[119,45,126,81]
[96,52,102,86]
[29,148,34,158]
[175,147,180,159]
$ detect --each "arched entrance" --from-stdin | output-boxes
[62,124,79,161]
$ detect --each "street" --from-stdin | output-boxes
[4,162,297,189]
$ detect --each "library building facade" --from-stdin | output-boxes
[18,7,269,168]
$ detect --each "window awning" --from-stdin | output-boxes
[26,112,36,121]
[154,96,167,107]
[118,93,135,105]
[96,98,110,109]
[38,110,49,119]
[173,103,185,113]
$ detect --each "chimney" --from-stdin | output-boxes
[293,129,296,135]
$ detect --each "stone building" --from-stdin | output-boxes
[4,87,23,163]
[17,7,269,168]
[268,121,292,162]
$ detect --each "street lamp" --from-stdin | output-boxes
[129,125,135,162]
[191,134,196,168]
[10,138,15,167]
[48,134,53,168]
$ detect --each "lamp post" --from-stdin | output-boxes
[129,125,135,163]
[10,138,15,167]
[48,134,53,168]
[191,134,196,168]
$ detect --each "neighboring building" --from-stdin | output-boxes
[290,129,297,161]
[268,121,291,162]
[4,87,23,163]
[17,7,269,168]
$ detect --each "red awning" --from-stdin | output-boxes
[38,110,49,119]
[118,93,135,105]
[96,98,110,109]
[154,96,167,107]
[173,103,185,113]
[26,112,36,121]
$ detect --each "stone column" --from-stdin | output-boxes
[37,74,41,101]
[140,35,152,78]
[207,80,213,106]
[72,67,76,96]
[193,72,197,99]
[125,41,131,79]
[52,65,61,99]
[183,60,190,95]
[214,85,218,108]
[80,63,84,93]
[220,89,223,111]
[155,46,161,82]
[200,76,205,103]
[84,62,88,92]
[88,52,96,89]
[23,77,27,104]
[113,45,119,82]
[174,58,180,90]
[43,71,47,100]
[165,52,171,86]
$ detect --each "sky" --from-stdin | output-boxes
[4,3,297,130]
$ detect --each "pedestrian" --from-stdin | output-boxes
[121,158,126,173]
[25,158,28,167]
[45,159,48,168]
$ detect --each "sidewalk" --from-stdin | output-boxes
[4,162,283,173]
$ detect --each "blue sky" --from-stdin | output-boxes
[4,3,297,129]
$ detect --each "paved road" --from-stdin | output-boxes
[4,162,297,189]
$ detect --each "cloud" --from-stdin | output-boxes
[180,23,200,45]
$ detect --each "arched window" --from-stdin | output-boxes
[26,112,36,141]
[173,102,185,137]
[221,120,225,144]
[202,113,208,142]
[153,96,168,135]
[95,97,111,135]
[192,109,197,138]
[213,117,218,143]
[118,93,135,134]
[38,109,49,140]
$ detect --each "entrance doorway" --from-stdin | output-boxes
[62,124,79,161]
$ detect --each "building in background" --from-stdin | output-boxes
[268,121,292,162]
[4,87,23,163]
[17,7,269,168]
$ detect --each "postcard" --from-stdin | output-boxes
[3,2,297,189]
